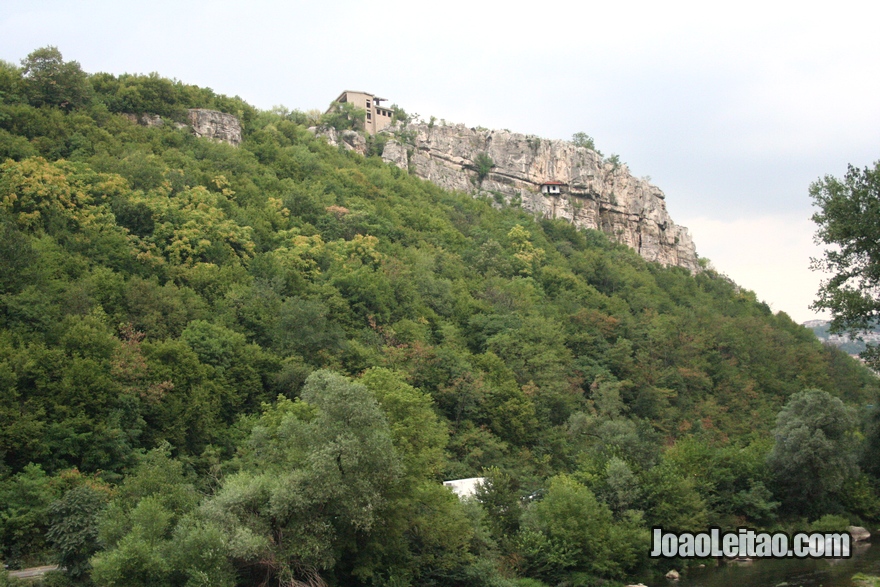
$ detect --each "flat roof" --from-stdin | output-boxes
[326,90,389,114]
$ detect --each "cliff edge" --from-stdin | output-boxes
[379,122,700,271]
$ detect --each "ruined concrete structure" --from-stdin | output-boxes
[326,90,394,135]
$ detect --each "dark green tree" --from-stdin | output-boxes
[20,46,92,110]
[768,389,858,515]
[0,465,58,566]
[811,161,880,367]
[475,467,521,543]
[571,132,601,155]
[320,101,366,132]
[472,152,494,185]
[47,485,110,580]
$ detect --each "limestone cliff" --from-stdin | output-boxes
[187,109,242,146]
[122,108,243,147]
[316,127,367,154]
[379,122,700,271]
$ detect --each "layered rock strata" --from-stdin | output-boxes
[379,122,699,271]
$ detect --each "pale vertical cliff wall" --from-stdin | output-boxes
[379,122,700,271]
[122,108,243,147]
[187,109,242,146]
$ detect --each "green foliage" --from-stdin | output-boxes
[571,132,602,156]
[48,484,111,579]
[390,104,413,125]
[321,101,367,132]
[639,461,710,532]
[475,467,521,544]
[0,464,59,565]
[659,436,778,525]
[518,475,648,583]
[20,47,92,111]
[90,71,256,124]
[853,573,880,587]
[768,389,858,516]
[359,367,447,479]
[472,152,495,185]
[0,47,877,584]
[91,496,176,587]
[90,446,199,587]
[811,161,880,367]
[200,370,401,584]
[0,571,26,587]
[808,513,850,532]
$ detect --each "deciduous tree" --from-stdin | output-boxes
[20,46,92,110]
[811,161,880,366]
[768,389,858,515]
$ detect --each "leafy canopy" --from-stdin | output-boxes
[811,161,880,366]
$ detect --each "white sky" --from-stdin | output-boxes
[2,0,879,323]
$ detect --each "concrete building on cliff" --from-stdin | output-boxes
[327,90,393,135]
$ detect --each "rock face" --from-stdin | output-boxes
[848,525,871,541]
[316,127,368,155]
[187,108,242,146]
[380,122,699,271]
[120,113,164,128]
[122,109,242,147]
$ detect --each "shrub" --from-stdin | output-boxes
[473,152,494,185]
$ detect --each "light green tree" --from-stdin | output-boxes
[359,367,447,480]
[199,370,401,585]
[518,475,648,583]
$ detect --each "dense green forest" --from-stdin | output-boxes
[1,47,878,587]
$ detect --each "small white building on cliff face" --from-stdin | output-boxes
[540,181,564,195]
[327,90,393,135]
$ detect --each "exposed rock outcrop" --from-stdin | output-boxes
[121,109,242,147]
[187,108,242,146]
[120,112,165,128]
[848,525,871,542]
[380,122,699,271]
[315,127,367,155]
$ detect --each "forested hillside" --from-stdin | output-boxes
[1,48,878,587]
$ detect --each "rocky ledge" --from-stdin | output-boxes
[379,122,700,271]
[187,109,242,146]
[123,109,242,147]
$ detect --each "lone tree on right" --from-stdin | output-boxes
[811,161,880,367]
[767,389,857,516]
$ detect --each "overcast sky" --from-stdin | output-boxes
[2,0,878,323]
